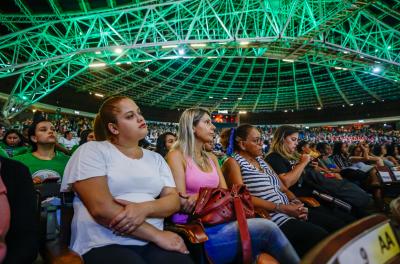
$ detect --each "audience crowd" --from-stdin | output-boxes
[0,107,399,264]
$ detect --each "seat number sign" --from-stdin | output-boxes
[337,223,400,263]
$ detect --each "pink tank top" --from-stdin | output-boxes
[185,157,219,195]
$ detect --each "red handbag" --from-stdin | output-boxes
[193,184,255,264]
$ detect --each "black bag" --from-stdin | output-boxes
[302,166,372,209]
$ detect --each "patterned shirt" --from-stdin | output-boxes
[233,153,292,226]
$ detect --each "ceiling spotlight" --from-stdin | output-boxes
[239,111,247,114]
[284,109,288,112]
[161,44,178,49]
[32,109,37,113]
[239,41,250,45]
[360,55,364,58]
[238,97,242,100]
[223,97,228,100]
[95,51,101,54]
[116,62,121,65]
[372,66,382,73]
[282,59,294,63]
[89,62,106,68]
[361,102,364,105]
[94,93,104,98]
[349,103,354,106]
[317,107,321,110]
[388,46,391,50]
[358,120,364,123]
[190,43,207,48]
[178,49,185,55]
[343,51,349,54]
[114,47,123,54]
[209,96,213,99]
[126,61,132,65]
[145,68,150,72]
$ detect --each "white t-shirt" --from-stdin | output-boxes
[58,137,79,150]
[61,141,176,255]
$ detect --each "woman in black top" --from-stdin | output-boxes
[265,126,356,232]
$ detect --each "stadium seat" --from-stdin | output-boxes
[301,214,400,264]
[40,192,82,264]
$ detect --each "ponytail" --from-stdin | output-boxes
[93,114,107,141]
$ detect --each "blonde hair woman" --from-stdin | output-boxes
[167,108,299,264]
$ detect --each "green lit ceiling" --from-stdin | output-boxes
[0,0,400,118]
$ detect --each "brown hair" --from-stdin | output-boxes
[93,96,128,141]
[269,125,300,161]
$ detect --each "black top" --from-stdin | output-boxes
[265,152,294,175]
[0,156,38,264]
[265,152,313,197]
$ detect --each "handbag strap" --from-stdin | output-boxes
[233,195,252,264]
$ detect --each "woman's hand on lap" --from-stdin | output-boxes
[153,230,189,254]
[109,199,149,234]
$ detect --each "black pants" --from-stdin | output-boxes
[83,243,194,264]
[308,205,355,232]
[280,218,328,257]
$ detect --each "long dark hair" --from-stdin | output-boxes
[79,129,93,146]
[155,132,176,157]
[332,141,345,156]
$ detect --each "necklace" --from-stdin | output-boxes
[246,157,265,173]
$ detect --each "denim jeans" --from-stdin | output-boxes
[204,218,300,264]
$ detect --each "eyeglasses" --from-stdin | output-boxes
[247,137,263,145]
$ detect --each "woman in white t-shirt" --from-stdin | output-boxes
[61,96,193,264]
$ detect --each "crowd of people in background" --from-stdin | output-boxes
[1,107,400,264]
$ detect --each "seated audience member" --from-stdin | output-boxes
[372,143,399,168]
[331,142,379,184]
[298,141,342,180]
[265,126,356,224]
[0,129,28,157]
[348,143,384,167]
[387,143,400,162]
[58,131,79,150]
[1,156,38,264]
[0,173,9,263]
[167,108,300,264]
[70,129,95,153]
[61,96,193,264]
[220,125,348,257]
[332,141,383,209]
[308,143,320,159]
[13,119,70,184]
[155,132,176,158]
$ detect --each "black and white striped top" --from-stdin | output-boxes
[233,153,292,226]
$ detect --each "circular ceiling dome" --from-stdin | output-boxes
[0,0,399,117]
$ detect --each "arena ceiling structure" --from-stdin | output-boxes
[0,0,400,119]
